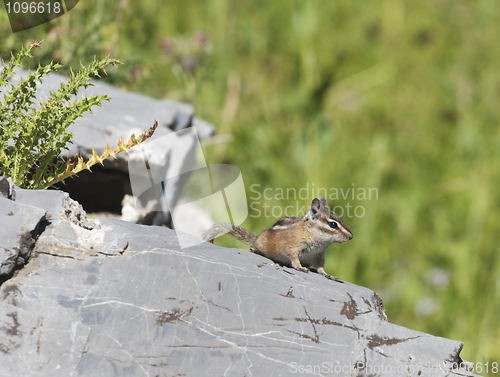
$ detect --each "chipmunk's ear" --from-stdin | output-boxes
[309,198,321,219]
[319,196,329,210]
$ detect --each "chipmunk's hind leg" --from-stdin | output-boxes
[316,267,338,280]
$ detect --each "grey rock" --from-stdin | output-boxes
[0,197,46,280]
[0,177,12,199]
[14,185,89,226]
[0,181,479,377]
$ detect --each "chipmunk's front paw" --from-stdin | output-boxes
[324,274,339,281]
[295,266,310,273]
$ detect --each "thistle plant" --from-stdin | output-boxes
[0,40,155,190]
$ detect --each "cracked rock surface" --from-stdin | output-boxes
[0,179,478,376]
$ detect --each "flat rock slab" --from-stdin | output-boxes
[0,184,478,377]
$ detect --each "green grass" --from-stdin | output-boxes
[2,0,499,370]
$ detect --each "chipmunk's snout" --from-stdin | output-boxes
[340,230,353,242]
[337,224,353,242]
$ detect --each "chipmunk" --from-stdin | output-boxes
[203,197,353,280]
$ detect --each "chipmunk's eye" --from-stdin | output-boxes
[328,221,338,229]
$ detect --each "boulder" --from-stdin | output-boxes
[0,179,478,377]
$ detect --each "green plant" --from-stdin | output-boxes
[0,40,121,189]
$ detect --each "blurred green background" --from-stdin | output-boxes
[2,0,499,371]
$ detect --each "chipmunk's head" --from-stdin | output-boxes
[305,197,353,243]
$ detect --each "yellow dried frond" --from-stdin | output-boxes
[74,156,90,172]
[115,138,128,154]
[119,120,159,153]
[37,120,158,190]
[125,134,139,149]
[87,148,102,166]
[38,159,76,189]
[101,142,116,159]
[136,120,158,143]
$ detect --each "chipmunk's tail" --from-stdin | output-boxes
[203,223,257,248]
